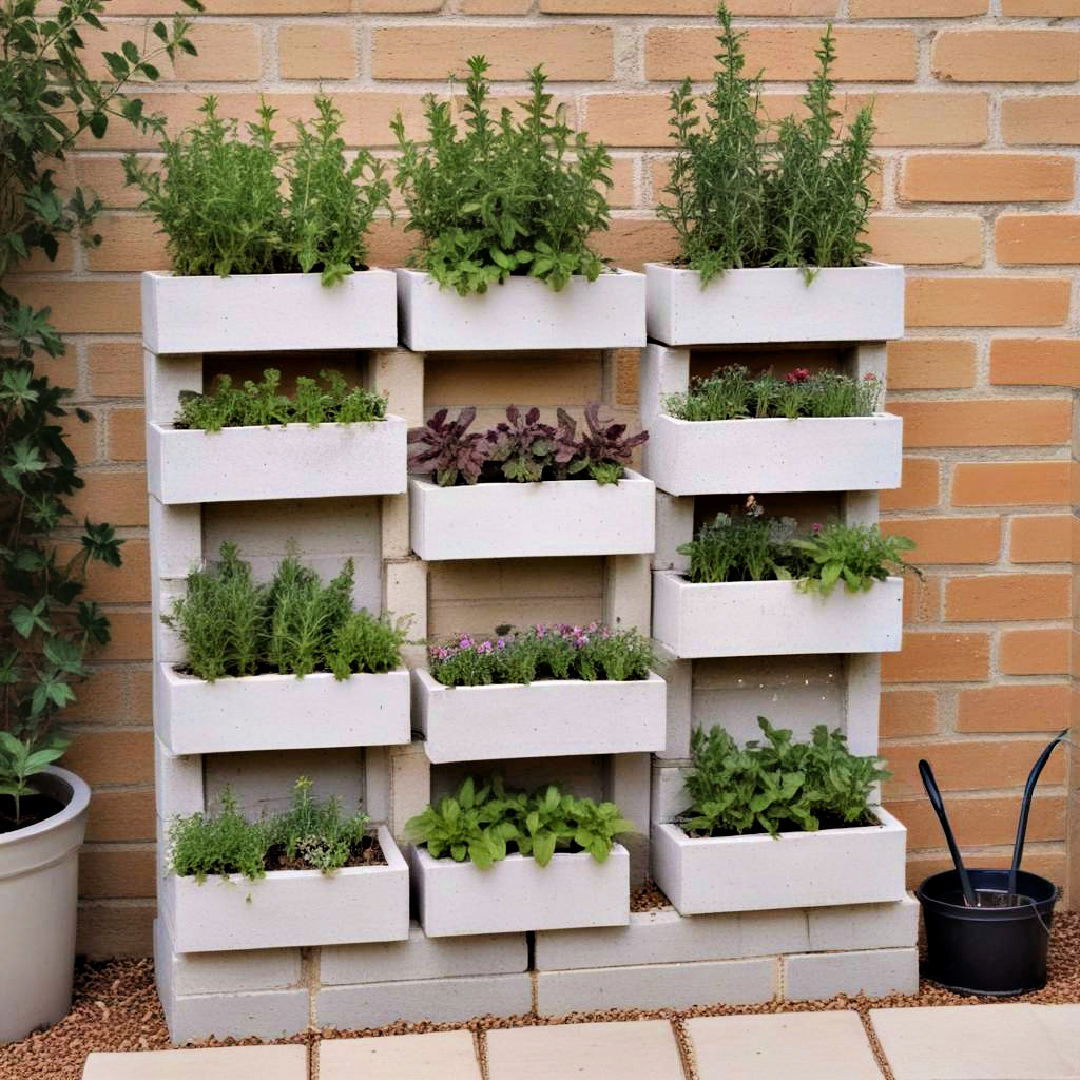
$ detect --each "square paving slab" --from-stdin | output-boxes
[486,1019,686,1080]
[82,1045,307,1079]
[319,1031,482,1079]
[687,1011,883,1079]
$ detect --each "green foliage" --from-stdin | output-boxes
[790,521,918,596]
[660,5,876,283]
[391,55,612,295]
[124,94,390,285]
[170,777,371,881]
[164,544,408,681]
[682,717,888,838]
[0,730,68,823]
[679,509,802,585]
[407,776,633,869]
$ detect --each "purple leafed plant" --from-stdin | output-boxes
[408,407,490,486]
[486,406,556,482]
[576,403,650,484]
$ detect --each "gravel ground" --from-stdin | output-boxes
[1,911,1077,1080]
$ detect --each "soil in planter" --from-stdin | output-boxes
[678,809,880,840]
[0,793,65,834]
[264,831,386,872]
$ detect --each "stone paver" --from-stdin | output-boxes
[82,1044,307,1079]
[319,1031,482,1079]
[486,1019,685,1080]
[870,1004,1080,1080]
[687,1010,883,1079]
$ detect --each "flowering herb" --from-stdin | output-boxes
[428,623,655,688]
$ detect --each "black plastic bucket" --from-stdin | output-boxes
[917,867,1059,996]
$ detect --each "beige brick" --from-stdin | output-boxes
[866,215,982,266]
[8,280,139,332]
[541,0,835,10]
[355,0,441,8]
[86,21,262,82]
[88,342,143,399]
[932,30,1079,83]
[65,729,153,787]
[80,848,155,900]
[76,155,142,208]
[885,738,1066,797]
[901,154,1074,203]
[461,0,530,10]
[68,469,149,527]
[997,214,1080,266]
[87,212,167,272]
[1002,0,1079,10]
[1003,96,1080,146]
[887,340,976,390]
[888,400,1072,448]
[278,24,357,79]
[905,277,1070,328]
[77,902,154,960]
[86,790,156,844]
[891,793,1064,848]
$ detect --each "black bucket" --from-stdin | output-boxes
[917,867,1059,996]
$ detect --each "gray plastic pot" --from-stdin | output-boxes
[0,767,90,1043]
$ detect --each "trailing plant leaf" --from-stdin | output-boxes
[408,407,490,486]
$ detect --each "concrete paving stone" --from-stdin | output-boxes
[1034,1005,1080,1069]
[687,1011,883,1079]
[319,1031,482,1079]
[783,947,918,1001]
[82,1045,307,1079]
[870,1004,1080,1080]
[486,1019,685,1080]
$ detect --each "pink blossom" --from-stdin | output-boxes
[811,522,823,535]
[863,372,878,382]
[786,368,811,384]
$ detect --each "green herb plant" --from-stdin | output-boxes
[392,55,612,295]
[790,521,917,596]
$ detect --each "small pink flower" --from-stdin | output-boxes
[863,372,878,382]
[458,636,473,650]
[811,522,824,534]
[786,368,811,384]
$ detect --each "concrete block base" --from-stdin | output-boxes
[783,947,920,1001]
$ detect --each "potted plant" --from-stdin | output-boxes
[414,624,666,763]
[407,778,631,937]
[127,96,397,353]
[646,8,903,346]
[652,719,907,914]
[163,778,409,952]
[157,545,411,755]
[408,404,654,559]
[147,368,407,505]
[392,57,644,350]
[652,504,913,658]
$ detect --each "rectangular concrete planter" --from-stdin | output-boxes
[156,664,411,756]
[397,268,646,351]
[147,415,407,505]
[409,844,630,937]
[643,413,903,496]
[644,262,904,346]
[651,572,904,658]
[409,469,655,560]
[140,269,398,354]
[651,810,907,914]
[412,668,667,764]
[163,826,409,952]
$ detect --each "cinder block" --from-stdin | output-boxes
[783,947,919,1002]
[315,972,532,1030]
[320,923,527,986]
[388,740,431,844]
[603,554,652,634]
[155,738,204,818]
[807,896,919,953]
[654,650,691,761]
[536,957,775,1016]
[145,349,201,426]
[650,763,690,824]
[605,752,651,884]
[381,493,411,560]
[149,498,201,579]
[653,495,693,572]
[164,986,311,1045]
[370,348,425,427]
[384,558,428,649]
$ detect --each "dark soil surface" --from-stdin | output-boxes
[264,832,385,872]
[0,794,65,835]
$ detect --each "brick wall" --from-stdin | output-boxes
[9,0,1077,957]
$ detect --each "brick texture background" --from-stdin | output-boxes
[8,0,1077,958]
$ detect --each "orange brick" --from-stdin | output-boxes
[278,23,357,79]
[541,0,836,10]
[905,850,1064,891]
[80,848,155,900]
[882,632,989,682]
[903,572,942,624]
[1000,628,1072,675]
[887,340,976,390]
[86,21,262,82]
[77,903,154,961]
[87,540,150,604]
[863,92,987,147]
[88,213,167,272]
[86,790,155,844]
[89,343,142,399]
[957,684,1072,732]
[945,573,1070,621]
[951,461,1072,506]
[931,30,1079,83]
[62,669,128,724]
[371,26,613,81]
[64,729,153,787]
[106,407,147,464]
[98,612,152,662]
[355,0,440,8]
[851,0,985,12]
[89,0,348,9]
[997,214,1080,266]
[901,154,1073,202]
[990,339,1080,387]
[1010,515,1073,563]
[866,215,982,266]
[593,218,680,271]
[615,349,639,406]
[905,277,1070,328]
[581,95,669,149]
[61,410,99,466]
[881,690,939,738]
[608,157,638,210]
[68,469,149,527]
[8,280,139,333]
[881,457,941,511]
[645,27,917,82]
[1002,0,1080,10]
[889,793,1064,850]
[882,518,1001,564]
[462,0,531,10]
[1003,95,1080,146]
[888,400,1071,448]
[76,155,146,210]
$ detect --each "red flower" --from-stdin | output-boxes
[786,367,811,384]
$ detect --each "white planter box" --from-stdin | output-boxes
[651,810,907,915]
[644,263,904,346]
[156,665,411,756]
[147,415,406,505]
[140,270,398,354]
[651,572,904,658]
[162,827,409,952]
[409,844,630,938]
[644,413,903,496]
[409,469,654,561]
[397,268,646,351]
[412,668,667,764]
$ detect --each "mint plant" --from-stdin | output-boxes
[392,55,612,295]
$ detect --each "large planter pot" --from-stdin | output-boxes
[0,767,90,1042]
[156,665,411,756]
[161,826,409,953]
[651,810,907,915]
[644,262,905,346]
[643,413,903,496]
[140,270,398,354]
[412,668,667,764]
[409,470,655,560]
[409,844,630,938]
[651,572,904,659]
[147,415,407,505]
[396,268,646,351]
